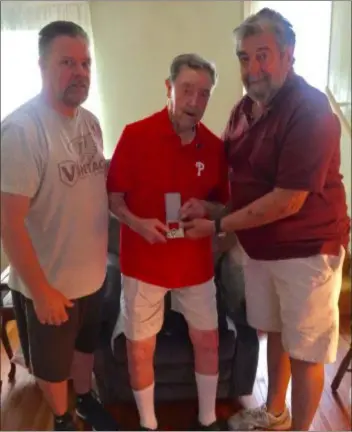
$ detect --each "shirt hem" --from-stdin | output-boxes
[120,269,215,289]
[241,241,344,261]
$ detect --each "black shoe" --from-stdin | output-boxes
[140,427,157,431]
[196,420,223,431]
[76,391,120,431]
[54,413,77,431]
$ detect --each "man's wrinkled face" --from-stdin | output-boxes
[40,35,91,108]
[166,66,213,133]
[236,31,292,103]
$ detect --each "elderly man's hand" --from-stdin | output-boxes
[182,218,215,239]
[179,198,207,221]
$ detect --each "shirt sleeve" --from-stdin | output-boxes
[1,122,42,198]
[275,107,340,193]
[106,125,135,193]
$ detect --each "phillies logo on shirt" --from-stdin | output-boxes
[195,161,205,177]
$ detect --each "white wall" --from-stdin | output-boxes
[248,1,332,91]
[89,1,244,157]
[339,125,351,220]
[328,0,351,221]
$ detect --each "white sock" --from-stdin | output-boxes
[195,372,218,426]
[133,383,158,430]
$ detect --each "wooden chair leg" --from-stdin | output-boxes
[331,347,352,391]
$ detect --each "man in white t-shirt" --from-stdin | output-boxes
[1,21,119,431]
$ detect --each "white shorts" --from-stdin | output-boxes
[239,244,345,364]
[120,275,218,341]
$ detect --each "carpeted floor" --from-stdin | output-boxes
[100,399,241,431]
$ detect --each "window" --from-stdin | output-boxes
[0,1,101,121]
[1,31,41,120]
[247,1,332,91]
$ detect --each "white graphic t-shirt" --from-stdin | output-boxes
[1,95,108,300]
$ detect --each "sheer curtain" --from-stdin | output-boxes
[245,1,332,91]
[0,1,101,120]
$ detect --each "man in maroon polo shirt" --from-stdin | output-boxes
[182,8,350,431]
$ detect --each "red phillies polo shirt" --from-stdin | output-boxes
[107,108,229,288]
[223,74,350,260]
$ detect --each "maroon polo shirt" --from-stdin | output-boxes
[223,73,350,260]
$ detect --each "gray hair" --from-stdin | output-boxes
[169,53,218,86]
[233,8,296,52]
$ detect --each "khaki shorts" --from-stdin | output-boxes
[121,275,218,341]
[239,244,345,364]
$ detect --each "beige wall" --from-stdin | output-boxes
[89,0,244,157]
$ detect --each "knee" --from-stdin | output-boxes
[126,337,156,364]
[189,327,219,352]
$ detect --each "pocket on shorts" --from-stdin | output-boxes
[322,246,345,275]
[306,248,344,289]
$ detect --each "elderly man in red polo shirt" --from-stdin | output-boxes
[107,53,229,431]
[183,8,350,432]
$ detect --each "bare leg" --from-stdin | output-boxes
[290,358,324,431]
[127,336,157,430]
[189,327,219,426]
[266,332,291,415]
[1,317,16,380]
[70,350,94,395]
[36,378,68,416]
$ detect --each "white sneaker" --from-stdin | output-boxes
[228,404,291,431]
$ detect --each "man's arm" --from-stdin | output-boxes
[220,187,308,233]
[109,192,141,232]
[201,200,230,220]
[1,122,72,324]
[107,127,169,245]
[0,123,51,298]
[221,102,337,233]
[1,193,51,298]
[108,192,169,245]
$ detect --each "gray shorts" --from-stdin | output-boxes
[12,287,104,383]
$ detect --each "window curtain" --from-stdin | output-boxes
[244,1,332,91]
[0,1,101,120]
